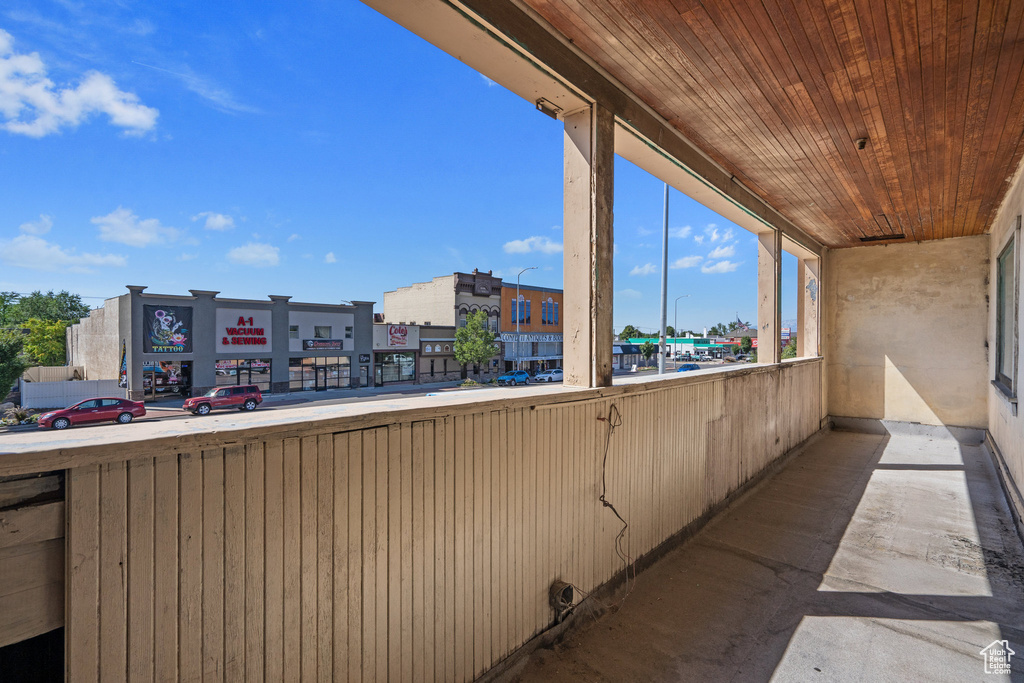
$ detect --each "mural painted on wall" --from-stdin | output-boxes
[143,305,193,353]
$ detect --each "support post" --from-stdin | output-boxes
[758,230,782,364]
[797,256,820,357]
[563,104,615,387]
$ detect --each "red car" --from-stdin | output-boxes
[183,385,263,415]
[38,397,146,430]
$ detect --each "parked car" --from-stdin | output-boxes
[698,354,713,361]
[534,368,563,382]
[38,397,146,430]
[496,370,531,386]
[183,385,263,415]
[677,363,700,372]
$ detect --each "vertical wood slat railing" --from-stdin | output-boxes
[65,360,822,682]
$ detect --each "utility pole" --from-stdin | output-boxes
[658,183,669,374]
[516,266,537,372]
[674,294,690,362]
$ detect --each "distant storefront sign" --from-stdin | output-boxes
[143,305,193,353]
[118,340,128,388]
[216,308,272,351]
[304,339,343,351]
[388,325,409,347]
[499,332,562,343]
[358,354,371,363]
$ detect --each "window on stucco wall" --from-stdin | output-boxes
[995,221,1019,396]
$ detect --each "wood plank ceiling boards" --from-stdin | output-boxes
[520,0,1024,248]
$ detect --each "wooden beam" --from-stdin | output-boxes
[797,257,821,357]
[758,230,782,364]
[563,103,614,387]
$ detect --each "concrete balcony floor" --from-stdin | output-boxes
[513,426,1024,682]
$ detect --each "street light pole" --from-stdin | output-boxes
[516,266,537,372]
[674,294,690,362]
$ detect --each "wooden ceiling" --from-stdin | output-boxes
[521,0,1024,247]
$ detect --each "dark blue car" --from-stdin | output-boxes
[677,363,700,372]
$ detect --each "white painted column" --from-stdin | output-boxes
[797,256,820,357]
[563,104,614,387]
[758,230,782,364]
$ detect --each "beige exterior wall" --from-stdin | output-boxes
[988,165,1024,533]
[825,236,989,428]
[66,296,122,380]
[7,360,824,682]
[383,275,455,327]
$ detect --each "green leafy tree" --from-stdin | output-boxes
[731,345,741,355]
[619,324,640,340]
[708,322,728,336]
[640,340,656,362]
[665,325,676,337]
[454,311,498,369]
[781,339,797,359]
[10,290,90,324]
[741,336,753,353]
[23,318,69,366]
[0,330,30,396]
[0,292,19,327]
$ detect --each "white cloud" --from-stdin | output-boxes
[706,225,720,242]
[192,211,234,231]
[708,244,735,259]
[630,263,657,276]
[670,225,692,238]
[324,252,336,264]
[701,260,740,274]
[18,214,51,235]
[0,29,158,137]
[92,207,180,247]
[722,228,734,241]
[503,236,563,255]
[670,255,703,269]
[0,233,125,272]
[287,233,300,242]
[480,74,498,87]
[177,253,197,261]
[694,235,705,245]
[227,242,279,267]
[616,289,642,300]
[637,226,653,236]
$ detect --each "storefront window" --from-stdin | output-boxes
[289,356,351,391]
[375,351,416,383]
[216,359,271,391]
[314,325,332,339]
[289,325,299,339]
[345,326,353,339]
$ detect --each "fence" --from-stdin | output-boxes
[7,359,823,681]
[19,380,121,409]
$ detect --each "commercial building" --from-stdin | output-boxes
[66,286,374,398]
[382,269,504,382]
[500,283,563,373]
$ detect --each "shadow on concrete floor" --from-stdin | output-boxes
[512,427,1024,682]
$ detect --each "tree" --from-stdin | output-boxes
[781,339,797,359]
[619,324,640,340]
[741,336,753,353]
[0,292,19,327]
[731,345,741,355]
[708,322,728,336]
[23,318,69,366]
[454,311,499,369]
[9,290,90,324]
[0,330,30,397]
[640,340,656,362]
[666,325,676,337]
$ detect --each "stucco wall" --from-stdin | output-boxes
[383,275,455,326]
[826,235,989,428]
[988,165,1024,532]
[66,296,122,380]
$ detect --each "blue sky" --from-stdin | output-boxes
[0,0,795,333]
